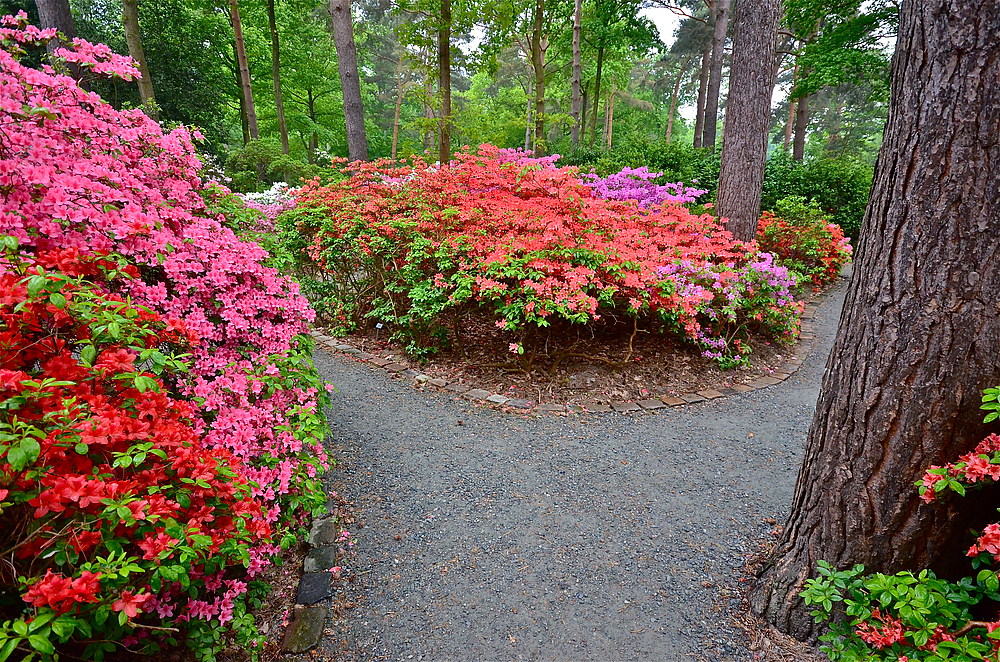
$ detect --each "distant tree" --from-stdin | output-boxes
[330,0,369,160]
[121,0,157,119]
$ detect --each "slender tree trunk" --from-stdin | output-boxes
[569,0,583,147]
[229,0,258,141]
[437,0,452,163]
[716,0,782,241]
[587,46,604,147]
[121,0,158,119]
[581,83,589,140]
[792,93,808,160]
[237,80,250,144]
[603,90,615,150]
[665,55,692,144]
[530,0,546,155]
[751,0,1000,641]
[524,78,533,152]
[693,42,710,148]
[391,55,406,159]
[330,0,369,161]
[267,0,289,154]
[701,0,730,152]
[783,99,796,151]
[306,89,318,162]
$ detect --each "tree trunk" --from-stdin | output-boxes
[524,78,533,152]
[229,0,258,141]
[121,0,158,119]
[267,0,289,154]
[569,0,582,147]
[530,0,546,155]
[581,83,589,140]
[306,89,318,163]
[437,0,452,163]
[750,0,1000,641]
[587,45,604,148]
[792,93,808,160]
[716,0,782,241]
[330,0,369,161]
[34,0,76,50]
[391,55,406,159]
[783,99,795,151]
[665,55,692,144]
[701,0,730,152]
[603,90,615,150]
[693,42,710,148]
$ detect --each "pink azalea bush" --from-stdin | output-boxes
[0,13,329,658]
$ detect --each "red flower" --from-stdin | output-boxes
[112,590,151,619]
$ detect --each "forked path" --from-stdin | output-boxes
[313,279,847,662]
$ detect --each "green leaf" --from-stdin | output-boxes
[80,345,97,366]
[26,635,54,655]
[48,292,67,309]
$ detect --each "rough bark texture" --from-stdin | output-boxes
[34,0,75,48]
[230,0,258,141]
[331,0,369,161]
[701,0,730,152]
[792,93,808,160]
[569,0,582,147]
[587,46,604,147]
[751,0,1000,641]
[437,0,451,163]
[716,0,781,242]
[122,0,158,120]
[530,0,546,155]
[692,42,710,148]
[267,0,289,153]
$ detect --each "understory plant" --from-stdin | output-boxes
[0,14,330,659]
[282,144,802,367]
[802,387,1000,661]
[756,196,853,286]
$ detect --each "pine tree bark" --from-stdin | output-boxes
[587,45,604,148]
[701,0,730,152]
[569,0,583,147]
[267,0,289,154]
[437,0,452,163]
[716,0,782,242]
[229,0,258,141]
[530,0,546,155]
[750,0,1000,641]
[693,42,710,148]
[330,0,369,161]
[791,93,808,160]
[122,0,158,120]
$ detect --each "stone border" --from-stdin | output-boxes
[309,302,820,415]
[280,500,342,654]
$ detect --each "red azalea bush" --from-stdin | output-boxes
[282,145,802,367]
[756,196,853,286]
[1,245,271,659]
[0,14,330,659]
[803,386,1000,661]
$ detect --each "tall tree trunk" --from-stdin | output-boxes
[587,46,604,148]
[306,89,318,163]
[569,0,583,147]
[121,0,158,119]
[693,42,710,148]
[530,0,546,155]
[437,0,452,163]
[391,55,406,159]
[716,0,782,241]
[267,0,289,154]
[783,99,795,151]
[581,83,589,140]
[229,0,258,141]
[603,90,615,150]
[701,0,730,152]
[330,0,369,161]
[524,78,533,152]
[34,0,76,50]
[751,0,1000,641]
[792,93,808,160]
[665,55,692,144]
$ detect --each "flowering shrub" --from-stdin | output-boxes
[582,166,707,207]
[756,197,852,286]
[237,182,297,235]
[283,145,801,366]
[802,387,1000,661]
[0,14,329,659]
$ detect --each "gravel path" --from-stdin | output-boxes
[314,280,847,662]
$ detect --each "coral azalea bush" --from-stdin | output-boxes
[756,197,852,286]
[803,386,1000,661]
[283,145,802,367]
[0,14,328,660]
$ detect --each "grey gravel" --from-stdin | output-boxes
[312,280,847,662]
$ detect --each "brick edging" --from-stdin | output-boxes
[310,302,820,415]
